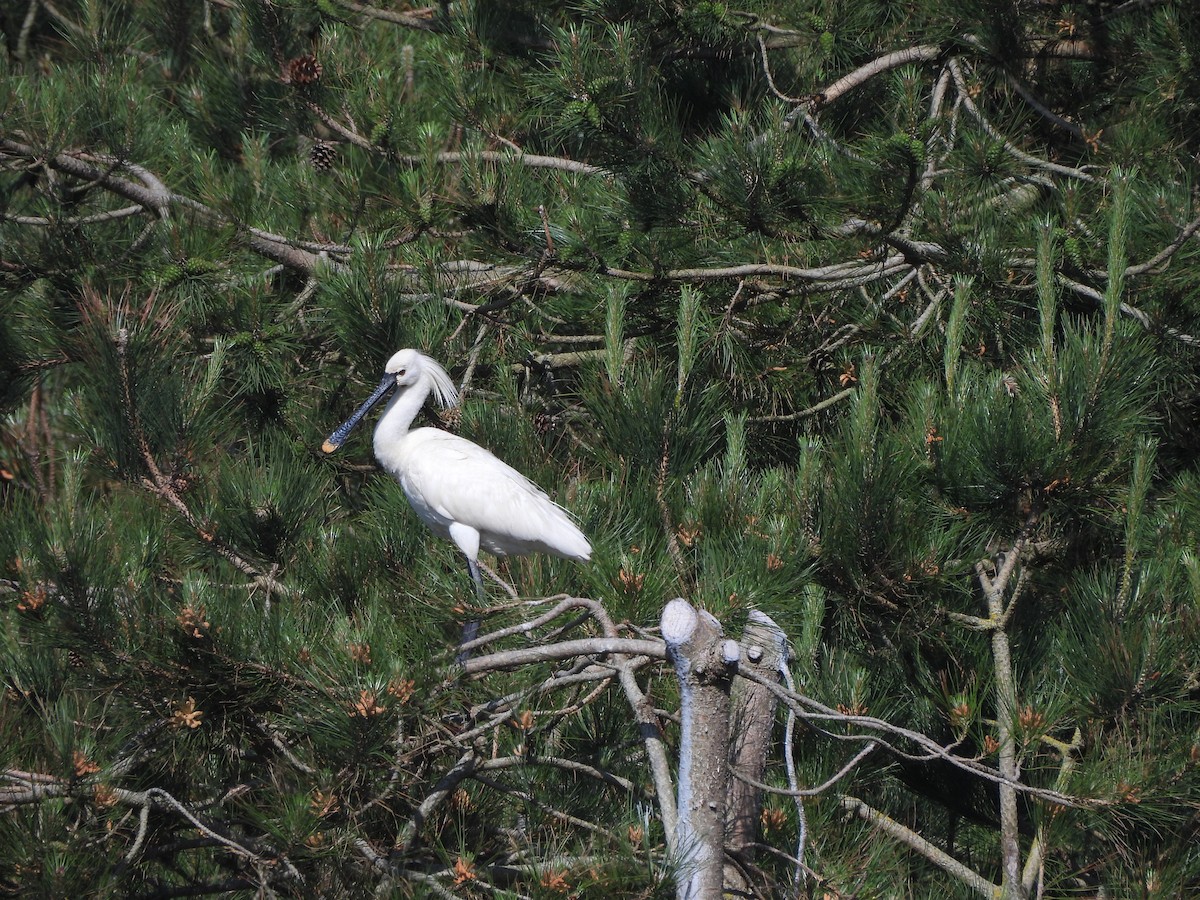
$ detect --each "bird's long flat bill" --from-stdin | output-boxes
[321,375,396,453]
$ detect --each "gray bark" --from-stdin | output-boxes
[725,610,789,892]
[662,598,739,900]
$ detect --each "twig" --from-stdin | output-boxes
[396,750,478,852]
[757,34,803,104]
[460,637,666,675]
[2,205,145,226]
[297,108,605,176]
[113,328,293,598]
[1022,727,1083,895]
[841,795,999,898]
[778,653,805,885]
[476,754,636,794]
[456,324,489,395]
[1124,208,1200,277]
[124,803,152,863]
[15,0,38,61]
[748,388,855,424]
[1,772,300,882]
[1055,275,1200,346]
[733,665,1098,809]
[947,59,1095,182]
[733,741,876,798]
[459,596,618,657]
[324,0,441,31]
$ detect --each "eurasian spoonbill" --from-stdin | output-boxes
[322,349,592,604]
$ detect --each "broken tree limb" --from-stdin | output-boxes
[725,609,789,893]
[662,598,740,900]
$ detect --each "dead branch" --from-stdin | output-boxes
[841,795,999,898]
[662,597,740,900]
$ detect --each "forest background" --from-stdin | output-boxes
[2,1,1200,897]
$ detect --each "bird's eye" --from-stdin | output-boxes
[397,368,406,376]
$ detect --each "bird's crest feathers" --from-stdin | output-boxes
[417,352,459,410]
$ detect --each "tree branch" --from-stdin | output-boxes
[112,327,293,599]
[841,795,999,898]
[0,138,334,272]
[662,598,740,900]
[396,750,479,853]
[815,46,944,110]
[726,610,789,873]
[460,637,666,675]
[324,0,441,31]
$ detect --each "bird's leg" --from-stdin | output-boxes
[447,523,485,661]
[466,555,486,602]
[455,555,484,663]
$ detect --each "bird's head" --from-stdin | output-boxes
[385,349,458,407]
[322,349,459,453]
[384,348,423,388]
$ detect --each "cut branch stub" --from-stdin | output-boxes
[662,598,739,900]
[726,609,789,887]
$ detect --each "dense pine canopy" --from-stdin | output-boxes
[2,1,1199,897]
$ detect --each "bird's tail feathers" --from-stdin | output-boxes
[550,511,593,561]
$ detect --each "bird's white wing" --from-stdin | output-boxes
[397,430,591,561]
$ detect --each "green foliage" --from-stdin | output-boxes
[3,0,1200,896]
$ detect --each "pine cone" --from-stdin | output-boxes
[287,54,323,87]
[310,140,336,171]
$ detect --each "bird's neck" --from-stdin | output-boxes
[373,377,429,453]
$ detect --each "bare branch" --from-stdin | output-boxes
[477,754,637,794]
[841,795,999,898]
[397,750,479,853]
[460,637,666,675]
[325,0,441,31]
[15,0,38,61]
[395,149,605,176]
[816,46,944,109]
[296,103,606,176]
[1055,274,1200,346]
[616,656,678,849]
[593,256,911,284]
[458,596,618,657]
[947,59,1095,182]
[1,205,145,227]
[0,138,336,272]
[733,665,1098,809]
[1,771,301,884]
[748,387,855,424]
[733,741,877,798]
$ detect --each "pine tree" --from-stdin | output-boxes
[3,1,1200,897]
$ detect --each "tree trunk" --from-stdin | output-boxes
[662,598,739,900]
[725,609,788,892]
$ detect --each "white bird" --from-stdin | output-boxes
[322,349,592,604]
